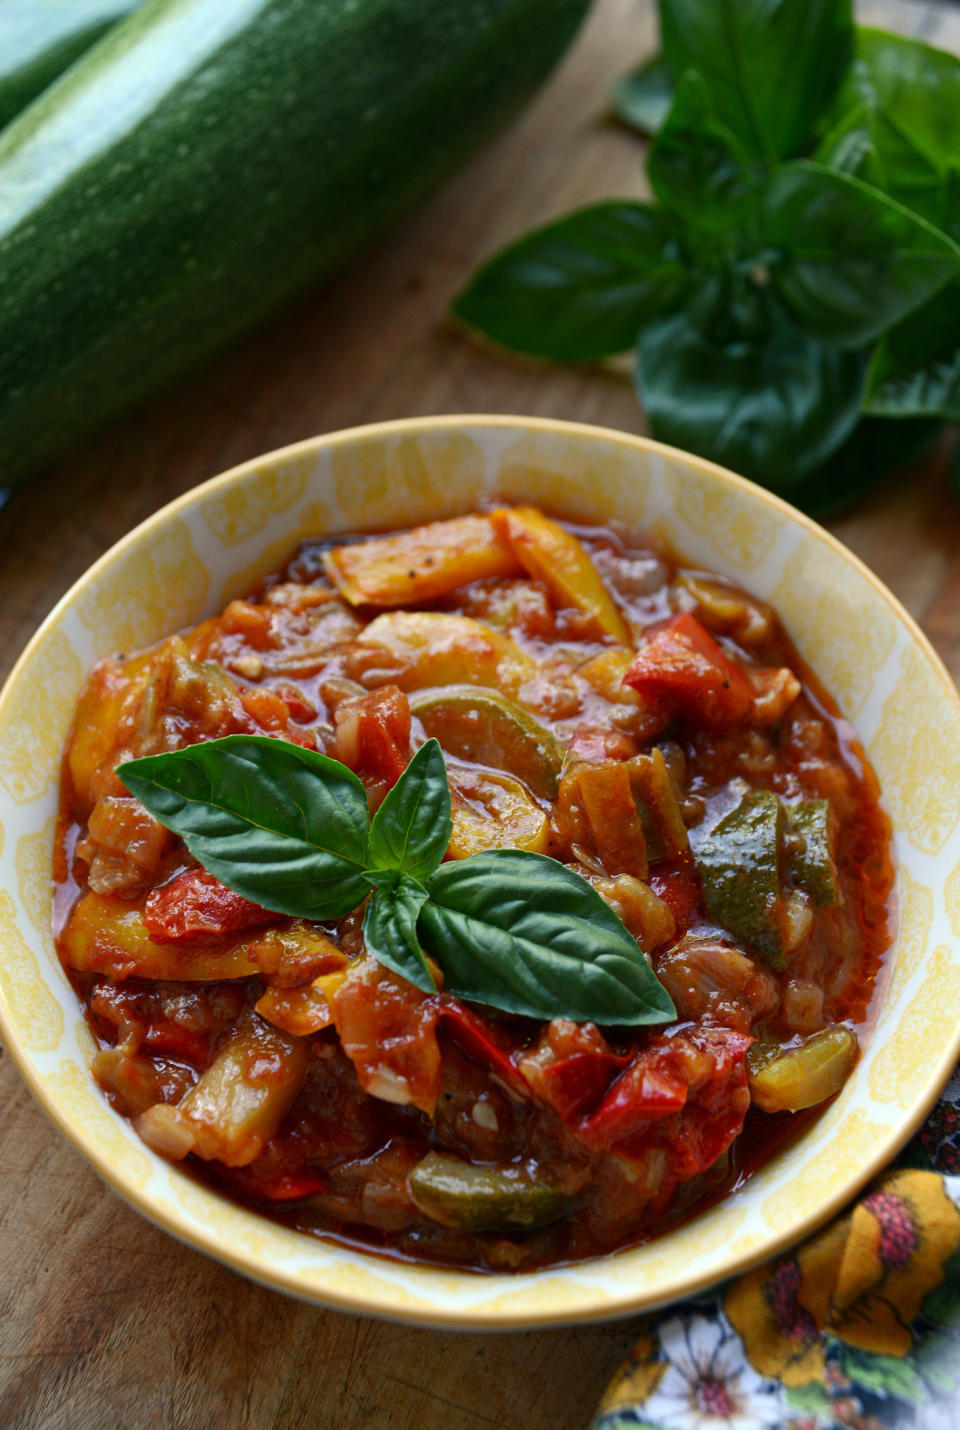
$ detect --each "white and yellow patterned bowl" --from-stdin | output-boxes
[2,415,959,1327]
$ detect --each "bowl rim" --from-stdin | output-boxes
[2,411,960,1328]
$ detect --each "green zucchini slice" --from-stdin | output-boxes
[408,1153,574,1232]
[696,789,786,968]
[788,799,840,907]
[411,686,565,799]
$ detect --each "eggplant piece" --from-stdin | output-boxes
[358,612,535,698]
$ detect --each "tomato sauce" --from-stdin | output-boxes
[54,505,894,1271]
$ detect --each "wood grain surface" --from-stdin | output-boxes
[1,2,958,1427]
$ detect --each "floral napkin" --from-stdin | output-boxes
[592,1066,960,1430]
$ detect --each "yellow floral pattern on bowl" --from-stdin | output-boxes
[875,868,933,1029]
[871,643,960,855]
[771,545,898,718]
[674,465,783,572]
[200,452,315,547]
[73,517,209,657]
[0,626,84,805]
[2,416,959,1329]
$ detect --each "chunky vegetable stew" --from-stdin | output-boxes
[55,503,893,1270]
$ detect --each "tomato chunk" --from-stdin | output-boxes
[623,613,754,729]
[587,1048,688,1136]
[239,686,316,746]
[649,858,702,936]
[141,1022,212,1065]
[330,958,441,1116]
[144,868,276,943]
[582,1026,752,1175]
[535,1050,630,1121]
[333,684,412,787]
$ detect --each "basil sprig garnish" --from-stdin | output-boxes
[119,735,675,1027]
[454,4,960,511]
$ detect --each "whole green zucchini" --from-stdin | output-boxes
[0,1,142,129]
[0,0,590,487]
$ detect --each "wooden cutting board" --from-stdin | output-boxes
[1,1,958,1425]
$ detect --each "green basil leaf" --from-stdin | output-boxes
[766,162,960,347]
[648,70,758,228]
[816,101,948,228]
[452,203,689,360]
[862,171,960,421]
[842,28,960,170]
[420,851,676,1026]
[636,291,866,492]
[119,734,371,920]
[658,0,853,162]
[788,416,944,516]
[612,52,674,135]
[865,278,960,421]
[367,738,451,881]
[362,875,435,993]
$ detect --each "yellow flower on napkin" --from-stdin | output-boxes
[726,1169,960,1381]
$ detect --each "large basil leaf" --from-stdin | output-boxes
[842,28,960,169]
[658,0,853,162]
[865,172,960,419]
[816,101,948,229]
[119,735,372,919]
[612,52,674,135]
[648,71,757,228]
[865,282,960,420]
[635,292,866,492]
[362,875,434,993]
[452,203,689,360]
[120,737,681,1022]
[421,851,676,1026]
[367,739,451,881]
[789,416,944,515]
[766,163,960,347]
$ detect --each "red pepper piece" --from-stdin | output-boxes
[535,1049,630,1121]
[623,612,754,729]
[144,867,276,943]
[226,1165,329,1203]
[649,858,702,936]
[272,683,318,724]
[252,1168,329,1201]
[438,1000,528,1096]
